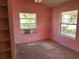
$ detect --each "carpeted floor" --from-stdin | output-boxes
[16,40,79,59]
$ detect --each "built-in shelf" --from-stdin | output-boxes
[0,52,11,59]
[0,17,8,19]
[0,28,9,31]
[0,39,9,42]
[0,48,11,52]
[0,4,7,7]
[0,0,12,59]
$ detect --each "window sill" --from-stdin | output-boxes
[61,35,75,40]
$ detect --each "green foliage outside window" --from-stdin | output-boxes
[61,10,78,39]
[19,13,36,29]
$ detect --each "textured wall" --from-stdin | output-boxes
[51,0,79,52]
[11,0,51,43]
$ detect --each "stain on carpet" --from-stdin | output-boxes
[16,40,79,59]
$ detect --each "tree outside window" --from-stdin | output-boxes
[19,13,37,34]
[61,10,78,39]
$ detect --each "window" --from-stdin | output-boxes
[19,13,37,34]
[61,10,78,39]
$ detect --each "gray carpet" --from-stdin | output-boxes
[16,40,79,59]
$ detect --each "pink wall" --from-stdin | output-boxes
[51,0,79,52]
[10,0,79,52]
[11,0,51,43]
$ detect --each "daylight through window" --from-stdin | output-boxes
[61,10,78,39]
[19,13,37,34]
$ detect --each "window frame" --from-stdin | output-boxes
[19,12,37,34]
[60,10,78,40]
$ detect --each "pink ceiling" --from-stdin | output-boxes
[41,0,72,7]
